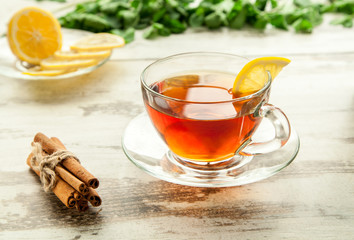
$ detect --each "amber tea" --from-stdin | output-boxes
[144,71,267,162]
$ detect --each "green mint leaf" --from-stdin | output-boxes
[82,14,112,32]
[135,17,150,30]
[111,28,135,43]
[333,0,354,15]
[75,2,99,14]
[245,2,261,25]
[176,6,188,17]
[319,4,335,14]
[143,25,159,39]
[285,9,304,25]
[153,23,172,36]
[189,12,205,27]
[153,9,166,22]
[269,13,288,30]
[308,7,323,26]
[147,0,164,13]
[117,10,139,29]
[143,22,171,39]
[100,2,130,15]
[255,0,268,11]
[293,18,313,33]
[162,17,187,33]
[131,0,141,9]
[330,15,353,28]
[228,7,247,29]
[253,13,268,29]
[205,12,222,29]
[270,0,278,9]
[103,15,122,30]
[59,12,112,32]
[286,6,322,27]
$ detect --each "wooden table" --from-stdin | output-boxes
[0,1,353,239]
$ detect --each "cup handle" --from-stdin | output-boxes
[239,103,291,156]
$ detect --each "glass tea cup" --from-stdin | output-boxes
[140,52,291,170]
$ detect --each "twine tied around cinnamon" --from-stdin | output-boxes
[31,142,80,192]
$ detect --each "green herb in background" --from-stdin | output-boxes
[53,0,354,43]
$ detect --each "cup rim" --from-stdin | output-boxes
[141,52,272,104]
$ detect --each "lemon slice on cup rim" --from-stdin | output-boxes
[232,56,291,98]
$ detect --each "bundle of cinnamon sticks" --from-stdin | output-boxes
[26,133,101,211]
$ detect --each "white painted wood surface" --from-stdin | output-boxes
[0,1,353,239]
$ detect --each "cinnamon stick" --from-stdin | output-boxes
[68,196,77,208]
[76,199,89,212]
[73,191,83,201]
[26,153,76,208]
[55,165,89,195]
[33,133,99,189]
[87,187,102,207]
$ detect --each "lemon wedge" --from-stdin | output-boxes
[40,57,99,70]
[7,7,62,65]
[232,57,291,97]
[70,33,125,52]
[54,50,111,60]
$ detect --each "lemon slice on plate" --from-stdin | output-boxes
[70,33,125,52]
[40,57,99,70]
[7,6,62,65]
[54,50,112,60]
[22,66,71,77]
[232,57,291,97]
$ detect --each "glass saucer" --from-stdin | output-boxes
[0,28,110,81]
[122,113,300,187]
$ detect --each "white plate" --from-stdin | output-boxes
[0,28,110,80]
